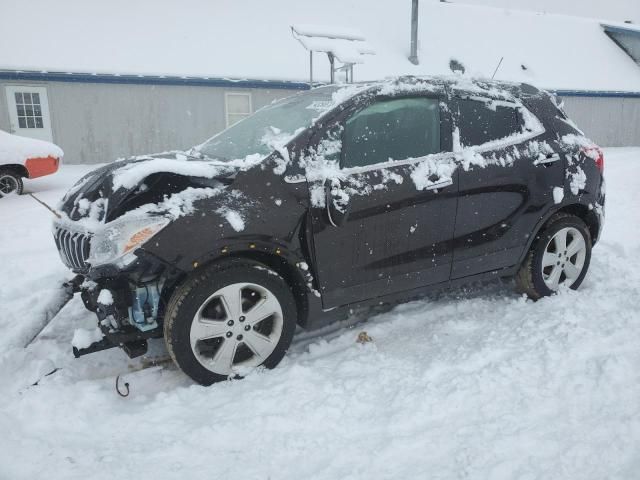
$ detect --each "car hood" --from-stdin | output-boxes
[59,152,247,223]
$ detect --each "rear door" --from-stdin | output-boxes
[450,95,564,278]
[306,95,458,308]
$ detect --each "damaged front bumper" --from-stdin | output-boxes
[69,252,180,359]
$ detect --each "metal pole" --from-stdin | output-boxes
[409,0,419,65]
[310,51,313,86]
[328,52,335,84]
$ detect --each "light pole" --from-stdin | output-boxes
[409,0,419,65]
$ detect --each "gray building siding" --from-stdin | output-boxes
[560,95,640,147]
[0,80,298,164]
[1,78,639,165]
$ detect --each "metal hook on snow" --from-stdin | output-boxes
[115,375,130,397]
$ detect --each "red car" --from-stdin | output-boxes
[0,129,63,197]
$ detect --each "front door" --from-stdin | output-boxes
[307,96,458,308]
[4,86,53,142]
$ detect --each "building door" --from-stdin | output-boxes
[4,86,53,142]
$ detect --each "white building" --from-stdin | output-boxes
[1,0,639,164]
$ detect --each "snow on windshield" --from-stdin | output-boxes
[196,86,346,161]
[104,84,368,194]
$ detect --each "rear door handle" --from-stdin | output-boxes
[535,153,561,166]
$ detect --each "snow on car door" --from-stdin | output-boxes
[450,96,562,278]
[307,96,458,308]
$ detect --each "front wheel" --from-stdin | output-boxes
[516,213,592,299]
[163,259,297,385]
[0,169,23,197]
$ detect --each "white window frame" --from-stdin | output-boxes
[225,92,252,127]
[4,85,54,142]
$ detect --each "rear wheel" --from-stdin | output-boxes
[0,169,23,197]
[163,259,297,385]
[516,213,592,299]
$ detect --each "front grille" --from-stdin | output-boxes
[54,227,92,272]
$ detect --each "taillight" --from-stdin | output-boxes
[581,146,604,174]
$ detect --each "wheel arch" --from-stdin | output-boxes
[226,250,311,328]
[164,248,313,329]
[555,203,600,246]
[0,164,29,178]
[518,202,600,268]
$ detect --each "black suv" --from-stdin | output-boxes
[54,77,605,385]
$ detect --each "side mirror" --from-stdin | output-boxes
[325,180,350,227]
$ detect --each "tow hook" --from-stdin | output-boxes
[73,337,149,359]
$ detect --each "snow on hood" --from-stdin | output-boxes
[110,152,263,191]
[0,129,63,166]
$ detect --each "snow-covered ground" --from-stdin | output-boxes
[1,149,639,479]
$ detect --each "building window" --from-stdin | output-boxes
[14,91,44,129]
[225,92,252,127]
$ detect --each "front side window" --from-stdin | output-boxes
[456,98,524,147]
[342,98,441,169]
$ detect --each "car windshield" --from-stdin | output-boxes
[196,86,341,161]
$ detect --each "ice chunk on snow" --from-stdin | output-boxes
[97,289,113,305]
[553,187,564,204]
[71,328,103,350]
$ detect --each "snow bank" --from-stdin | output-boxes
[0,165,94,350]
[0,149,639,479]
[0,130,63,166]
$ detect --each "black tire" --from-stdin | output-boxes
[515,213,592,299]
[163,258,297,385]
[0,169,24,197]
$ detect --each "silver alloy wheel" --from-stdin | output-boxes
[189,282,284,375]
[541,226,587,290]
[0,174,19,196]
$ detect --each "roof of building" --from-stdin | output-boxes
[1,0,640,93]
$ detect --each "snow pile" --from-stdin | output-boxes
[0,130,63,166]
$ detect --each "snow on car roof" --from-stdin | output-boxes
[1,0,640,92]
[0,130,63,166]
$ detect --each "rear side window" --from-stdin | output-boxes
[457,98,524,147]
[342,98,441,168]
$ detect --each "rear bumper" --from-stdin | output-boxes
[25,155,59,179]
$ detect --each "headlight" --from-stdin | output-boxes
[87,215,170,267]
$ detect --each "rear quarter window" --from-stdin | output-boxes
[456,98,525,148]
